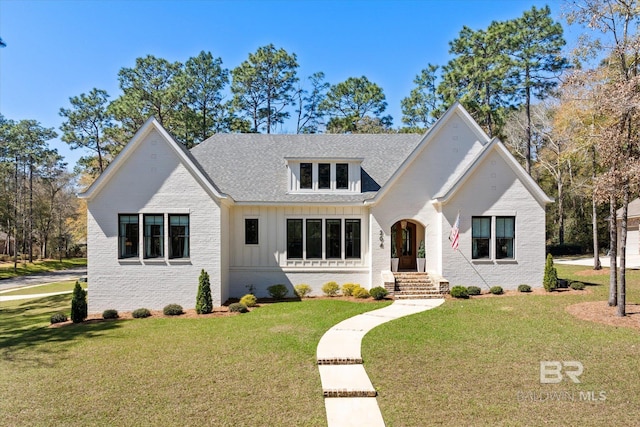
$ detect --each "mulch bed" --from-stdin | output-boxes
[566,301,640,331]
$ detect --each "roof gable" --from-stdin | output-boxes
[78,118,230,202]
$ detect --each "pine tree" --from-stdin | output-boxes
[196,269,213,314]
[543,254,558,292]
[70,281,87,323]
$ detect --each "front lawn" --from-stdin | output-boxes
[0,258,86,279]
[1,264,639,426]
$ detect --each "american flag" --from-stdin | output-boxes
[449,212,460,250]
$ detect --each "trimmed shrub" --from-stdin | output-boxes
[163,304,184,316]
[196,269,213,314]
[341,283,359,296]
[517,284,532,293]
[229,302,248,313]
[352,286,370,299]
[467,286,481,296]
[543,254,558,292]
[294,284,312,298]
[70,281,87,323]
[369,286,388,300]
[417,240,426,258]
[240,294,258,307]
[267,284,288,299]
[490,286,504,295]
[570,281,586,291]
[450,286,469,299]
[102,309,119,319]
[132,308,151,319]
[322,281,340,297]
[50,312,68,324]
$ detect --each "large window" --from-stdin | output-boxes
[300,163,312,189]
[306,219,322,259]
[318,163,331,189]
[336,163,349,189]
[326,219,342,259]
[144,214,164,258]
[345,219,361,259]
[472,217,491,259]
[245,218,259,245]
[169,215,189,258]
[118,214,139,258]
[496,216,515,259]
[287,219,303,259]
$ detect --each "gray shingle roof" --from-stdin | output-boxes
[189,133,423,203]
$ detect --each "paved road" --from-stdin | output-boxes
[0,267,87,291]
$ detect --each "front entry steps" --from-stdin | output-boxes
[393,272,445,299]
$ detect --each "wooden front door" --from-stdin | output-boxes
[392,221,417,270]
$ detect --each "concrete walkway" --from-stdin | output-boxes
[0,267,86,291]
[317,298,445,427]
[555,253,640,269]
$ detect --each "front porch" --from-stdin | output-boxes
[381,271,449,299]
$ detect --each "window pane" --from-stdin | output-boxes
[345,219,361,259]
[300,163,312,189]
[326,219,342,259]
[287,219,303,259]
[169,215,189,258]
[496,216,514,259]
[472,216,490,259]
[336,164,349,189]
[319,163,330,189]
[245,218,259,245]
[472,217,490,238]
[144,215,164,258]
[119,214,139,258]
[306,219,322,259]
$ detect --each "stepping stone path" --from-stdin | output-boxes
[317,298,445,427]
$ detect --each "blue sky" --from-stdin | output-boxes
[0,0,576,169]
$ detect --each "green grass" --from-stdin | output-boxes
[0,258,86,279]
[1,264,639,426]
[0,280,86,296]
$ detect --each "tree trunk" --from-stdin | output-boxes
[608,195,618,307]
[28,155,33,262]
[557,177,564,245]
[13,157,18,272]
[617,186,629,317]
[525,71,532,175]
[592,147,601,270]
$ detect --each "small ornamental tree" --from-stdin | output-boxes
[196,269,213,314]
[543,254,558,292]
[70,281,88,323]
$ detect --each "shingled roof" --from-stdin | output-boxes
[189,133,423,203]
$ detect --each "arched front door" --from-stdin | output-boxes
[391,220,417,270]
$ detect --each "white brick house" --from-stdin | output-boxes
[79,103,552,312]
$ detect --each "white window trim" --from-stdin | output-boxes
[471,215,516,263]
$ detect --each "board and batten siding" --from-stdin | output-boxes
[86,128,224,313]
[440,149,546,289]
[228,205,370,297]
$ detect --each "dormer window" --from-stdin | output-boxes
[287,158,362,193]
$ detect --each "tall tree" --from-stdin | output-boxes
[59,88,114,174]
[319,76,392,133]
[505,5,569,174]
[295,72,329,134]
[231,44,299,133]
[401,64,441,132]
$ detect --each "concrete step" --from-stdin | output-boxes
[395,294,445,299]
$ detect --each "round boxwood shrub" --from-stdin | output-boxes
[229,302,248,313]
[341,283,359,297]
[517,284,532,293]
[352,286,370,299]
[267,284,288,300]
[50,312,68,324]
[163,304,184,316]
[102,309,119,319]
[240,294,258,307]
[369,286,388,300]
[322,281,340,297]
[450,286,469,299]
[570,281,586,291]
[467,286,481,296]
[294,284,312,298]
[132,308,151,319]
[490,286,504,295]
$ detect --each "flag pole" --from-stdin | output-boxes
[449,211,491,290]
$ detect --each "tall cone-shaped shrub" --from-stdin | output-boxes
[71,281,87,323]
[196,269,213,314]
[543,254,558,292]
